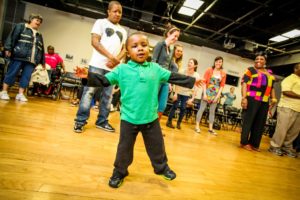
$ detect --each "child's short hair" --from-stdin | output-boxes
[125,32,149,51]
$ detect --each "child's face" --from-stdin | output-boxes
[126,34,149,63]
[107,4,122,24]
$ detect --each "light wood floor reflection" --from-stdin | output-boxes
[0,96,299,200]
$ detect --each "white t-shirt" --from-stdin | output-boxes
[177,70,200,97]
[89,18,127,71]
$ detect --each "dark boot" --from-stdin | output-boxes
[176,123,181,129]
[166,120,175,128]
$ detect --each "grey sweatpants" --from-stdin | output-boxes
[270,107,300,150]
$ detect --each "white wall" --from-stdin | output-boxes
[24,3,253,108]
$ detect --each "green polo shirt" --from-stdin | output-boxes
[105,60,171,124]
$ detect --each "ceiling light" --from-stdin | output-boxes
[282,29,300,38]
[183,0,204,9]
[178,7,196,16]
[269,35,289,42]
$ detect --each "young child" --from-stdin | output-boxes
[88,32,202,188]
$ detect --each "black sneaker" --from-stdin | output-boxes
[96,123,115,132]
[74,123,83,133]
[176,124,181,129]
[108,172,128,188]
[282,149,297,158]
[159,169,176,180]
[268,146,284,156]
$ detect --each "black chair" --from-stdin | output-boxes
[230,109,242,130]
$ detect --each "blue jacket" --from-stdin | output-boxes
[4,23,45,65]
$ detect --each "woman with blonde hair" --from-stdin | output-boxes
[172,44,183,71]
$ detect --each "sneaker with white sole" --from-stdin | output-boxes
[15,94,28,102]
[195,127,201,133]
[208,129,218,136]
[0,91,10,100]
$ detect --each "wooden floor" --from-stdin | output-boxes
[0,95,299,200]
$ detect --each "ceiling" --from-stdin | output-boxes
[22,0,300,59]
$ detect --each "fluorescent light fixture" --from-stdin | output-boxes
[178,6,197,16]
[269,35,289,42]
[183,0,204,9]
[282,29,300,38]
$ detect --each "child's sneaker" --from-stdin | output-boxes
[15,93,28,102]
[73,123,83,133]
[0,91,10,100]
[159,169,176,180]
[108,172,128,188]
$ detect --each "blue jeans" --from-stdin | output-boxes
[158,83,169,113]
[3,60,35,88]
[167,94,189,125]
[75,66,113,126]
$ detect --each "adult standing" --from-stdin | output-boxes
[269,63,300,158]
[152,25,180,120]
[240,53,277,151]
[172,44,183,71]
[0,14,45,102]
[166,58,200,129]
[222,86,236,113]
[195,56,226,135]
[74,1,127,133]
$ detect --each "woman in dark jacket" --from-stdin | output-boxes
[152,25,180,120]
[0,13,45,102]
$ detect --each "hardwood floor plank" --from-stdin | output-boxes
[0,97,299,200]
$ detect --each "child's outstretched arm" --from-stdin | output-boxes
[87,72,111,87]
[168,72,204,89]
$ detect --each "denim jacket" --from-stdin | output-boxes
[152,41,178,72]
[4,23,45,65]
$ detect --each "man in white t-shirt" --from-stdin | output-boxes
[74,1,127,133]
